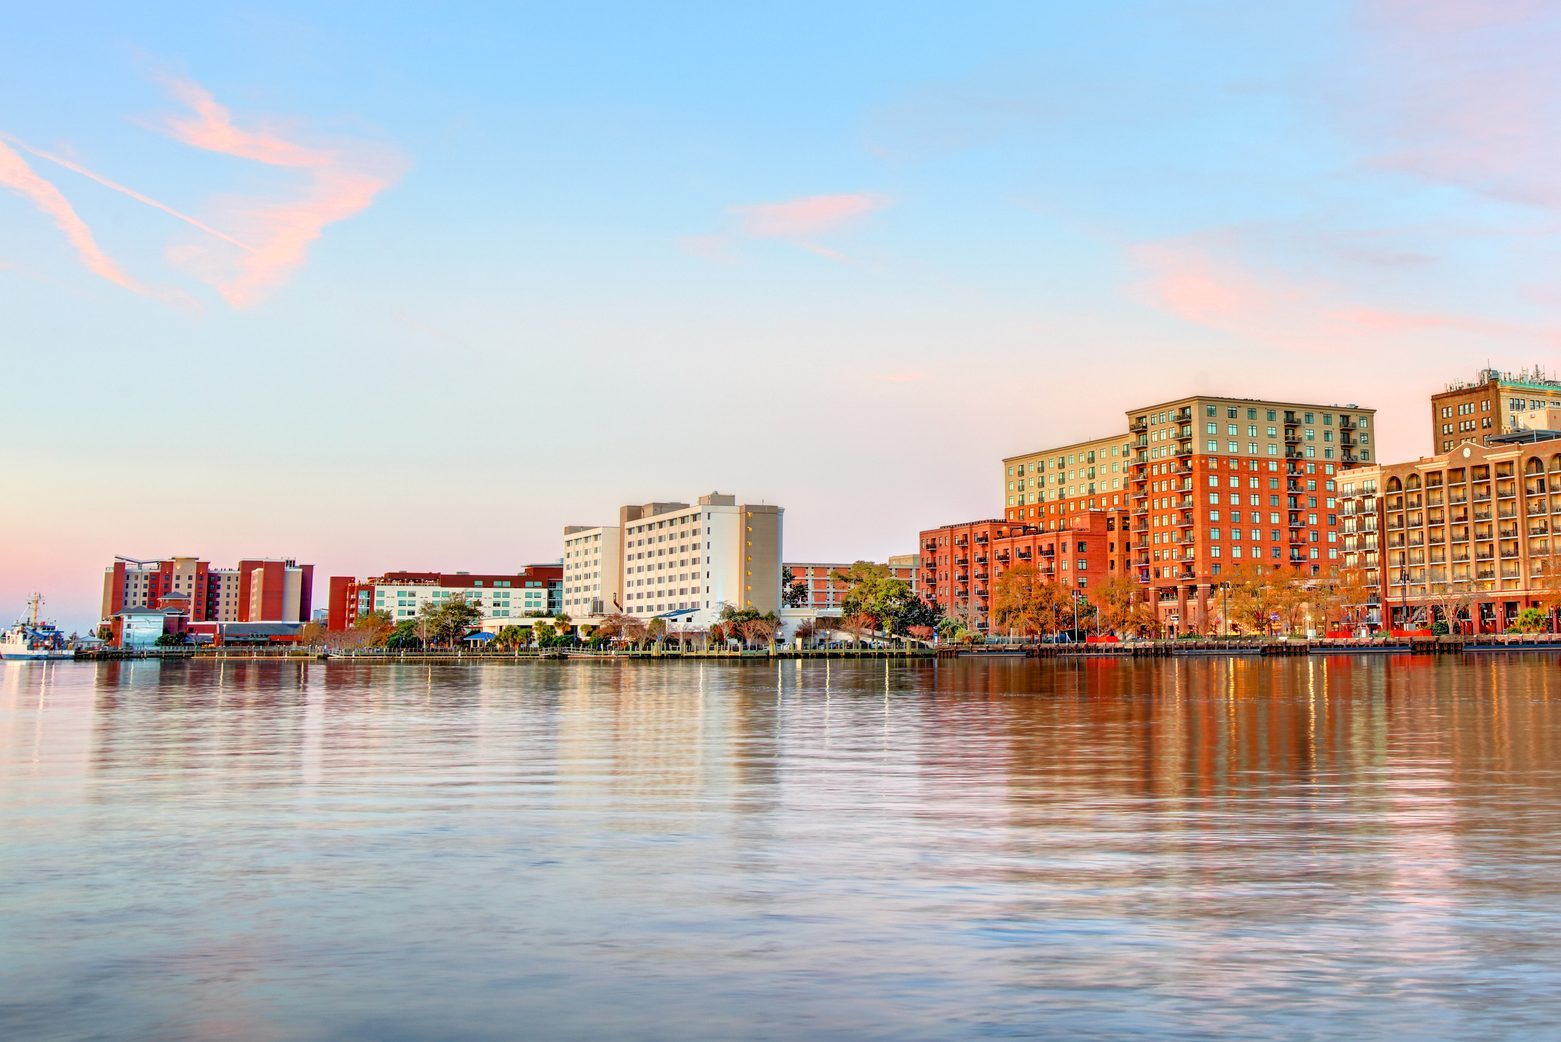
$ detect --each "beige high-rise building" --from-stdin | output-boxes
[1378,439,1561,632]
[562,525,623,620]
[564,492,783,628]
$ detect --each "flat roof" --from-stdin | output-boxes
[1002,431,1132,464]
[1128,394,1373,415]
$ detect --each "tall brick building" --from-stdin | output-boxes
[101,556,314,627]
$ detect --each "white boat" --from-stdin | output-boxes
[1,594,76,660]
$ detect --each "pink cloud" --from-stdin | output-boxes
[1131,243,1279,325]
[732,193,889,239]
[0,138,144,294]
[684,192,890,263]
[1133,237,1561,352]
[155,77,403,307]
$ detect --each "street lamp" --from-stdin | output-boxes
[1220,581,1230,638]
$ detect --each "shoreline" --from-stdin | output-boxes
[46,635,1561,664]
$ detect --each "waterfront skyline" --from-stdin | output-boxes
[7,2,1561,630]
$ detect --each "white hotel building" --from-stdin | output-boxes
[562,492,783,629]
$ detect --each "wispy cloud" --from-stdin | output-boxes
[1356,0,1561,210]
[0,138,144,294]
[1,132,254,252]
[0,76,400,306]
[874,370,929,384]
[154,76,403,307]
[1132,237,1561,352]
[732,193,889,239]
[683,192,890,262]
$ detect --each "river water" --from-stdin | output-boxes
[3,656,1561,1041]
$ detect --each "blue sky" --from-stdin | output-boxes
[5,0,1561,629]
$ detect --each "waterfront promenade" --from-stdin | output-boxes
[70,633,1561,663]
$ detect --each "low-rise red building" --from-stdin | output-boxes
[328,566,564,631]
[917,512,1133,629]
[784,560,916,611]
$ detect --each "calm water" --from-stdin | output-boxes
[4,656,1561,1041]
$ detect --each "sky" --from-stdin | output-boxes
[4,0,1561,631]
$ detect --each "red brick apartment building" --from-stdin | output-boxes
[928,392,1378,634]
[918,513,1131,621]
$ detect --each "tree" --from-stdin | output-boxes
[1302,566,1371,633]
[154,631,187,647]
[553,613,572,636]
[945,597,987,637]
[1222,562,1302,636]
[782,567,809,608]
[841,612,876,646]
[738,617,776,649]
[906,624,936,645]
[1425,581,1475,636]
[647,618,668,644]
[531,620,556,646]
[794,619,816,646]
[831,561,931,637]
[495,625,528,650]
[1095,575,1154,637]
[386,620,422,649]
[418,596,484,647]
[989,564,1073,639]
[296,621,327,646]
[353,609,394,647]
[595,613,648,648]
[1533,565,1561,631]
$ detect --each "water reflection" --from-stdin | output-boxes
[1,656,1560,1041]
